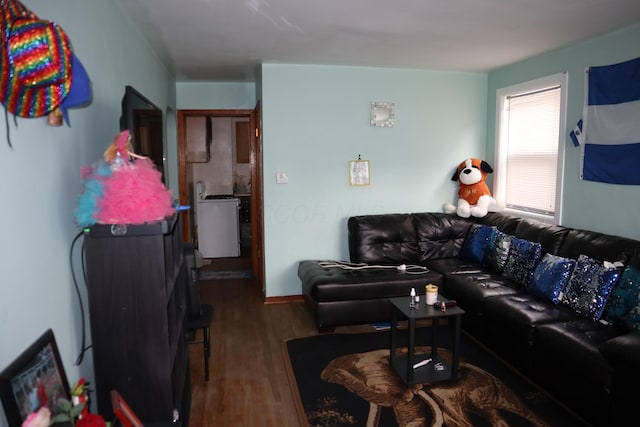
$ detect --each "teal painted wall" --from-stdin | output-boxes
[176,82,256,109]
[3,7,636,425]
[487,23,640,239]
[261,65,487,296]
[0,1,175,423]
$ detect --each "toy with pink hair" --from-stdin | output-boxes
[74,130,175,227]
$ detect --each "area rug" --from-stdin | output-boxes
[283,327,589,427]
[198,269,252,280]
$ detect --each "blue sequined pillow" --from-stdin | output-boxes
[483,230,512,273]
[527,253,576,304]
[502,237,542,287]
[459,224,496,263]
[604,265,640,325]
[563,254,623,321]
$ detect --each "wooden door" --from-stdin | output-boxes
[177,107,265,294]
[250,102,265,291]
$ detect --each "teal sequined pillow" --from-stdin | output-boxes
[563,254,623,321]
[622,304,640,332]
[483,230,512,273]
[502,237,542,287]
[527,253,576,304]
[459,224,495,263]
[604,265,640,325]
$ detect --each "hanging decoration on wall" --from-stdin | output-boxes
[571,56,640,185]
[2,17,73,118]
[0,0,93,147]
[370,102,395,127]
[56,52,92,127]
[349,154,370,186]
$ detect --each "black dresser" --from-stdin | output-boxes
[84,214,191,425]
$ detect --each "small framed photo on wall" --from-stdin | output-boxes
[349,159,370,186]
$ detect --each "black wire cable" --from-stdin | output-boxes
[70,229,91,365]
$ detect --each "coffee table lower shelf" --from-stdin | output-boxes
[390,354,461,384]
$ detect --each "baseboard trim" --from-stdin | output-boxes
[264,295,304,304]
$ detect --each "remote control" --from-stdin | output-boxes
[413,358,432,369]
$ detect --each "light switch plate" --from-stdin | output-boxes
[276,171,289,184]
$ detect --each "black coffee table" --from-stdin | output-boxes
[388,296,465,384]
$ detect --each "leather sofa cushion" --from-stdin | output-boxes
[348,214,419,264]
[412,212,473,261]
[598,331,640,425]
[531,319,624,425]
[533,320,625,387]
[558,228,640,264]
[443,271,520,313]
[314,299,399,329]
[483,293,578,328]
[442,270,520,338]
[423,257,484,276]
[475,212,521,234]
[442,270,518,334]
[512,218,570,256]
[600,331,640,367]
[482,294,579,370]
[298,260,443,302]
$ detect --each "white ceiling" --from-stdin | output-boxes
[118,0,640,82]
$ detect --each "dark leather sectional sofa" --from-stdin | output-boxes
[298,211,640,426]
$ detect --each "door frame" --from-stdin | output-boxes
[177,106,265,292]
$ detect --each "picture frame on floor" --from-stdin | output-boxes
[0,329,71,427]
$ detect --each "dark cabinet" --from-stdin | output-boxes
[185,116,211,163]
[84,215,190,425]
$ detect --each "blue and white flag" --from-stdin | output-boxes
[578,56,640,185]
[570,119,583,147]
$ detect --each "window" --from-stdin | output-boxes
[494,73,568,224]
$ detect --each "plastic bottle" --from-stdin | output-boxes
[410,287,416,308]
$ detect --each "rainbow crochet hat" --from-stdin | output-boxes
[1,16,73,117]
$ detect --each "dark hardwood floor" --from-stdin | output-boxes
[187,254,318,427]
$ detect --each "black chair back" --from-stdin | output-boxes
[184,243,202,316]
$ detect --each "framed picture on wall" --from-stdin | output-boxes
[349,160,370,186]
[0,329,71,427]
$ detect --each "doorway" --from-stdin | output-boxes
[177,105,264,291]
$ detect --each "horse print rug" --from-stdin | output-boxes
[282,327,589,427]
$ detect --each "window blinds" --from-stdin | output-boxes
[505,86,560,215]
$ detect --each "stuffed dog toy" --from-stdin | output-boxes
[444,158,497,218]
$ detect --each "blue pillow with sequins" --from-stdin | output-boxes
[604,265,640,325]
[563,254,623,321]
[527,253,576,304]
[483,230,512,273]
[502,237,542,287]
[459,224,496,263]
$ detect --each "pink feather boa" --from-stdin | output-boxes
[96,158,175,224]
